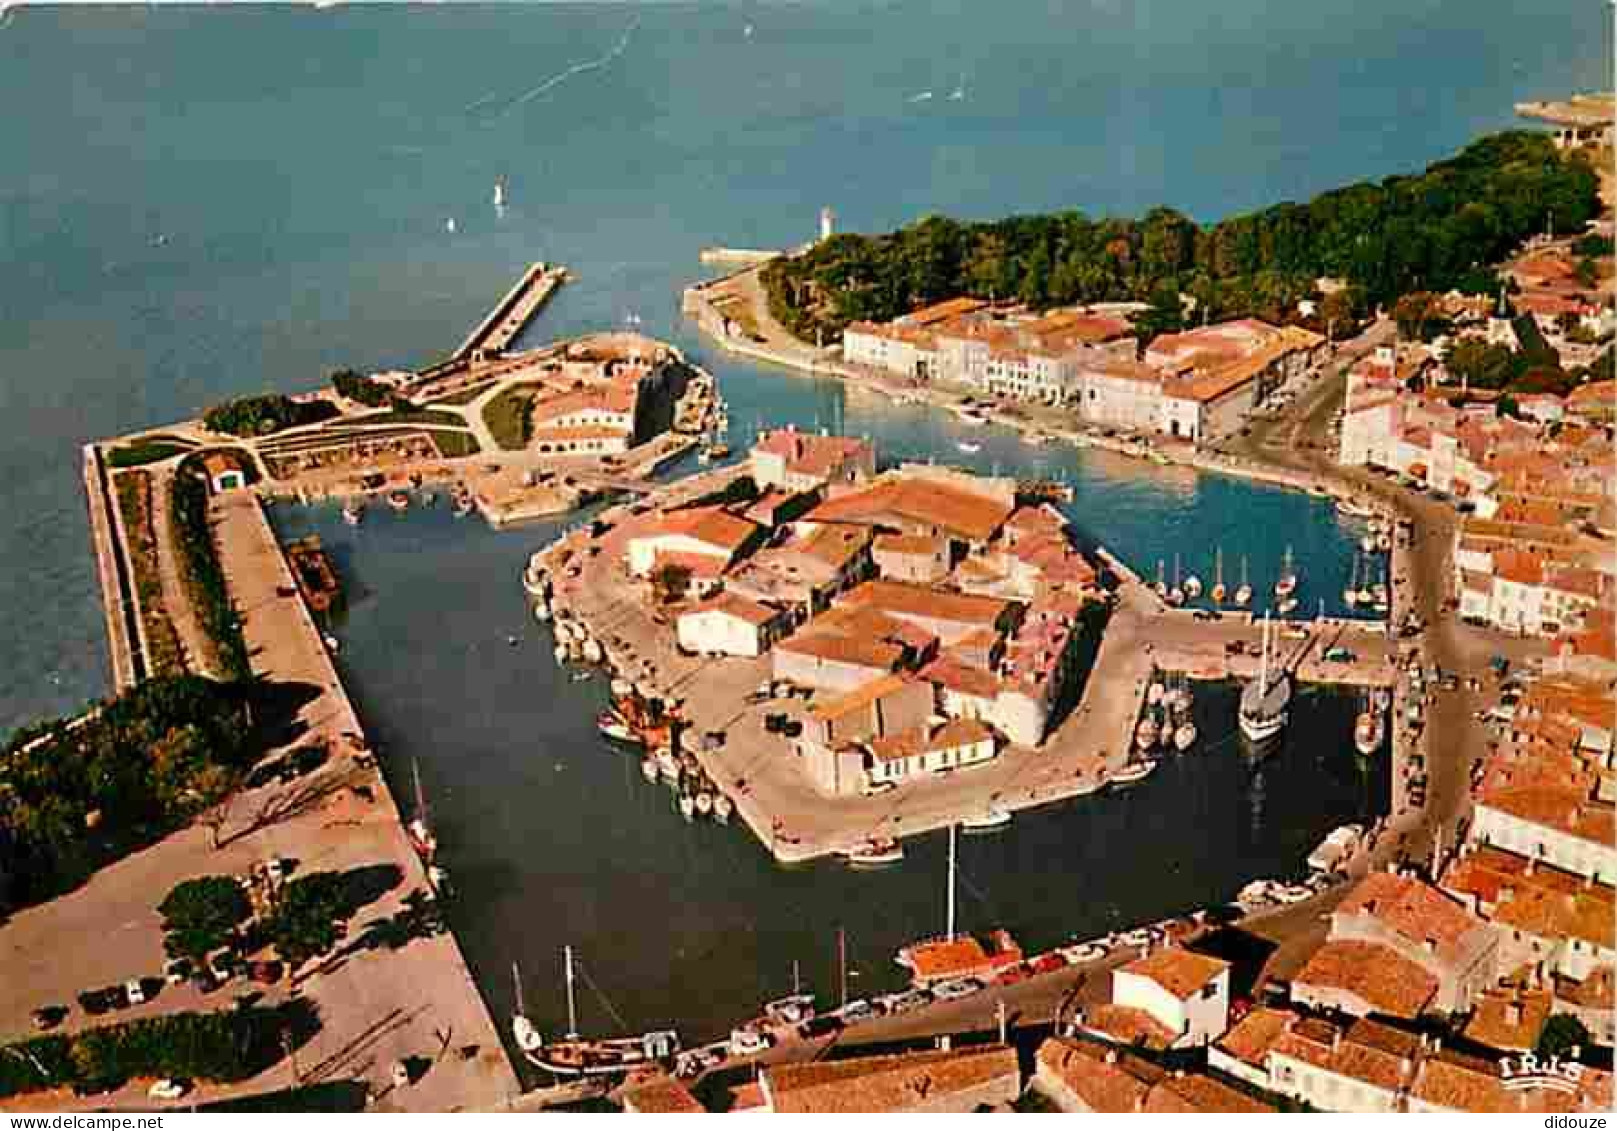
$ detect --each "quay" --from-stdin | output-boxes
[530,473,1401,866]
[80,443,142,691]
[450,261,568,363]
[698,246,782,267]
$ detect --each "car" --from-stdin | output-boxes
[1061,942,1107,964]
[249,960,285,986]
[77,988,114,1016]
[880,989,932,1014]
[996,964,1031,986]
[835,999,878,1024]
[1440,675,1460,692]
[930,977,985,1001]
[728,1028,773,1056]
[164,958,192,986]
[1192,609,1222,621]
[1028,952,1067,976]
[124,979,146,1007]
[798,1015,844,1040]
[861,781,897,797]
[147,1079,190,1101]
[1119,928,1153,948]
[1323,647,1356,663]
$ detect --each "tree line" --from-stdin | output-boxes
[763,131,1599,344]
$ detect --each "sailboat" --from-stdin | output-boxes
[1153,559,1167,599]
[1344,552,1361,607]
[1184,566,1204,600]
[1353,689,1385,756]
[406,759,437,862]
[519,946,681,1077]
[1274,546,1298,599]
[1210,547,1227,604]
[1167,554,1185,606]
[894,825,1019,986]
[512,963,543,1056]
[493,176,507,210]
[1239,614,1292,744]
[1234,556,1253,607]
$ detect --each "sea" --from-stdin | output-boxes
[0,0,1607,1050]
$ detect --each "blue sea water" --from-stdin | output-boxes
[0,0,1607,1046]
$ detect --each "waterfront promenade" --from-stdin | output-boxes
[79,443,140,692]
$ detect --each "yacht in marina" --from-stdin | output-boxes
[1239,615,1291,744]
[516,947,681,1078]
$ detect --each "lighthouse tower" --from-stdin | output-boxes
[818,206,835,243]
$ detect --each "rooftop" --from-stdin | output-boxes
[763,1044,1017,1114]
[1118,946,1230,999]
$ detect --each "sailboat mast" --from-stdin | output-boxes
[563,945,579,1038]
[792,959,801,997]
[512,961,526,1018]
[837,928,848,1007]
[946,824,957,941]
[1259,615,1270,697]
[412,759,427,821]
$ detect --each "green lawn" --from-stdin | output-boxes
[428,429,481,458]
[108,441,191,468]
[481,383,541,451]
[348,406,467,429]
[428,379,498,407]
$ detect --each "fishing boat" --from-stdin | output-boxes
[553,643,568,666]
[678,792,696,820]
[1167,554,1185,606]
[570,671,592,684]
[640,756,658,782]
[597,711,640,744]
[341,499,364,526]
[1173,720,1197,751]
[1109,758,1156,786]
[1360,533,1378,555]
[1153,560,1167,599]
[1234,556,1253,607]
[523,568,548,598]
[1135,714,1159,750]
[1239,615,1292,744]
[1354,692,1386,757]
[582,637,605,664]
[956,440,982,454]
[1274,546,1298,599]
[844,837,904,867]
[1377,532,1393,553]
[702,441,731,462]
[512,964,543,1056]
[1343,552,1361,607]
[406,759,437,862]
[1277,596,1299,615]
[387,490,410,512]
[533,601,552,624]
[1210,547,1227,604]
[713,793,734,824]
[695,792,715,818]
[962,807,1011,831]
[1165,673,1192,714]
[648,748,677,783]
[453,493,474,518]
[1183,571,1203,600]
[520,946,681,1078]
[1336,498,1374,519]
[1146,680,1165,706]
[493,177,507,210]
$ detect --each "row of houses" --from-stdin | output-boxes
[842,301,1326,445]
[618,430,1102,796]
[503,332,689,456]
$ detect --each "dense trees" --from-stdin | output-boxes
[263,872,352,969]
[1538,1013,1593,1061]
[0,678,255,911]
[203,394,337,438]
[159,876,252,964]
[172,456,250,680]
[0,1001,317,1099]
[329,369,396,408]
[763,132,1598,344]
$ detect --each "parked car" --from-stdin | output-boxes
[148,1079,190,1101]
[1028,952,1067,976]
[880,989,932,1015]
[1323,646,1356,663]
[124,979,146,1007]
[248,961,285,986]
[835,999,878,1024]
[31,1006,66,1031]
[728,1028,773,1056]
[930,977,985,1001]
[798,1015,844,1040]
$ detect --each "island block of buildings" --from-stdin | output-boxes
[621,427,1102,798]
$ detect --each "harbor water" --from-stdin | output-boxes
[0,0,1603,1055]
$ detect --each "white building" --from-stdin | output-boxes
[1110,947,1231,1049]
[863,717,997,786]
[676,592,788,657]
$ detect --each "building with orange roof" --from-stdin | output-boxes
[1552,963,1615,1047]
[1461,982,1553,1053]
[1267,1016,1423,1113]
[871,532,952,584]
[864,716,998,786]
[1143,1071,1276,1113]
[1111,946,1232,1048]
[1292,939,1440,1020]
[772,606,929,695]
[759,1044,1019,1113]
[837,578,1016,646]
[1471,777,1616,886]
[1032,1037,1161,1112]
[898,928,1023,986]
[1319,871,1497,1015]
[802,469,1016,546]
[793,673,937,796]
[1407,1048,1613,1114]
[675,591,789,658]
[1209,1006,1299,1091]
[750,426,875,492]
[624,505,762,580]
[617,1072,707,1113]
[201,450,248,493]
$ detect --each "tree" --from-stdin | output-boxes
[159,876,252,963]
[1393,291,1446,342]
[649,562,692,606]
[1132,283,1185,356]
[330,369,396,409]
[263,873,349,969]
[1537,1013,1592,1061]
[1443,338,1518,391]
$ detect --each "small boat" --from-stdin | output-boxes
[1234,556,1252,608]
[1354,711,1384,756]
[512,965,543,1055]
[533,601,552,623]
[1377,533,1393,553]
[1168,554,1185,606]
[712,794,734,824]
[523,569,548,598]
[1277,596,1299,615]
[695,792,715,818]
[962,807,1012,831]
[453,494,474,517]
[597,711,640,744]
[341,500,364,526]
[1173,722,1197,751]
[1109,759,1156,786]
[407,759,438,861]
[1135,715,1159,750]
[655,747,681,782]
[640,757,659,782]
[1184,574,1203,599]
[553,643,568,666]
[844,837,905,867]
[1360,534,1378,554]
[421,491,436,506]
[1165,678,1192,714]
[678,793,696,820]
[582,637,605,664]
[1146,681,1165,706]
[520,946,681,1078]
[387,490,410,512]
[1238,880,1273,906]
[570,671,592,683]
[323,632,340,652]
[1343,552,1361,606]
[1274,546,1298,599]
[1152,559,1167,599]
[1336,498,1374,519]
[493,177,507,209]
[1210,547,1226,604]
[956,441,982,454]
